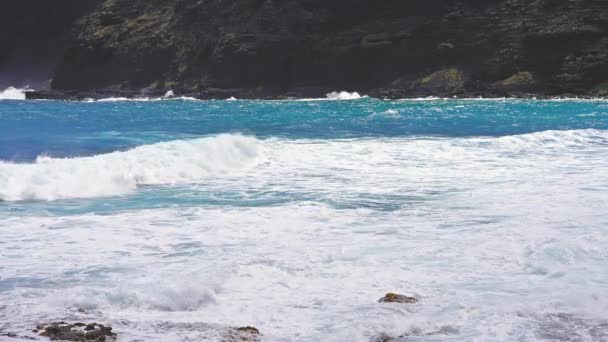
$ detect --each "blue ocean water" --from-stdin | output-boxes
[1,95,608,341]
[1,98,607,162]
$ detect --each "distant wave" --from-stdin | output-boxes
[325,91,363,100]
[0,87,28,100]
[86,96,199,102]
[293,91,366,102]
[0,134,263,201]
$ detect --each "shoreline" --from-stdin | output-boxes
[22,88,608,102]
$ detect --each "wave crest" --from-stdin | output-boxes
[325,91,362,100]
[0,134,263,201]
[0,87,28,100]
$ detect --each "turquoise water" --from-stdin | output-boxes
[1,97,608,341]
[1,99,607,162]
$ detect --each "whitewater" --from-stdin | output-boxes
[1,96,608,341]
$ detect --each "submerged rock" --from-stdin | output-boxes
[378,293,418,304]
[371,326,459,341]
[37,322,116,341]
[369,333,395,342]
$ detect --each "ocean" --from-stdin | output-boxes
[1,91,608,341]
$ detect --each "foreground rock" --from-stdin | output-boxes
[35,322,116,341]
[378,293,418,304]
[225,326,262,342]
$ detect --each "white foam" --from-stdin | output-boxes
[1,128,608,340]
[85,96,199,102]
[395,97,608,102]
[0,134,263,201]
[374,109,399,117]
[1,130,604,202]
[95,97,140,102]
[164,90,175,98]
[325,91,363,100]
[0,86,28,100]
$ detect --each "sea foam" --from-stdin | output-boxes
[0,86,28,100]
[325,91,363,100]
[0,134,263,201]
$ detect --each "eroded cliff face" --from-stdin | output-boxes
[8,0,608,97]
[0,0,99,89]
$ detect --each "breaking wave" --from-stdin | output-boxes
[326,91,363,100]
[0,134,263,201]
[0,86,28,100]
[1,129,605,202]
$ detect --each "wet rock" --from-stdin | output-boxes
[222,325,262,342]
[378,293,418,304]
[236,326,260,335]
[37,322,116,341]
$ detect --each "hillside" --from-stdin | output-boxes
[6,0,608,98]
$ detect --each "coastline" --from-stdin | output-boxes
[23,88,608,102]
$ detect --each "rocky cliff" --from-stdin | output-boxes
[0,0,99,89]
[7,0,608,98]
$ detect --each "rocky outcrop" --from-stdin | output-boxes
[35,322,116,341]
[0,0,100,89]
[378,293,418,304]
[408,68,467,96]
[228,326,262,341]
[5,0,608,98]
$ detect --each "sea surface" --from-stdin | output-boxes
[1,90,608,341]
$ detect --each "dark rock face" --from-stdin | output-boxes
[236,326,261,335]
[378,293,418,304]
[5,0,608,97]
[36,322,116,341]
[217,326,261,342]
[0,0,100,89]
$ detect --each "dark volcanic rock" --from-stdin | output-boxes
[0,0,100,89]
[408,68,467,96]
[37,322,116,341]
[3,0,608,98]
[222,326,262,342]
[236,326,261,335]
[26,89,166,101]
[378,293,418,304]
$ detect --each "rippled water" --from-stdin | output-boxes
[1,97,607,341]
